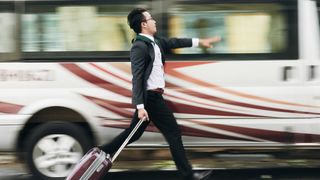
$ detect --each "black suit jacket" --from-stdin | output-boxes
[130,35,193,107]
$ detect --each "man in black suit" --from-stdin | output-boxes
[101,8,220,180]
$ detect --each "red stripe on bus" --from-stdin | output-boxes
[89,63,131,83]
[106,62,320,115]
[166,64,320,109]
[166,82,320,116]
[62,63,132,97]
[99,118,256,141]
[0,101,23,114]
[192,120,320,143]
[63,64,265,118]
[83,95,133,118]
[166,100,267,118]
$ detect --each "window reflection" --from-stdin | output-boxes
[0,13,16,53]
[169,3,288,54]
[22,5,135,52]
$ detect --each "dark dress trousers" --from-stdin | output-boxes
[101,35,195,179]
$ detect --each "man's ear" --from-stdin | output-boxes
[141,22,147,28]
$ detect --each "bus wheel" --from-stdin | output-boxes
[25,122,92,180]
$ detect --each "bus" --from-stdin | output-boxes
[0,0,320,179]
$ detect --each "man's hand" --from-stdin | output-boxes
[199,36,221,48]
[138,108,149,121]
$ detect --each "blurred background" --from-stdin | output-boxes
[0,0,320,180]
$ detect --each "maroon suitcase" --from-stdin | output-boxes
[66,118,145,180]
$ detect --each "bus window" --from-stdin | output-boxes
[22,1,149,53]
[0,2,19,61]
[168,1,298,60]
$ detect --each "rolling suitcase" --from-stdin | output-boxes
[66,118,145,180]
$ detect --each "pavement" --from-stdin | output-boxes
[1,152,320,180]
[0,153,28,180]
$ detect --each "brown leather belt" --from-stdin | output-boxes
[148,88,164,94]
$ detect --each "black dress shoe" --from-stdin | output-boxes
[193,170,213,180]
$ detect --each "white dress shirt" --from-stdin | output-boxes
[136,34,199,109]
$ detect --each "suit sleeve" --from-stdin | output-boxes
[130,42,147,106]
[157,37,193,54]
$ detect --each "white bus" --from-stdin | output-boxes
[0,0,320,179]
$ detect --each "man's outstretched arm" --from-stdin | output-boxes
[158,36,221,52]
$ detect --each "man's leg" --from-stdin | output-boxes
[146,91,194,179]
[100,111,149,154]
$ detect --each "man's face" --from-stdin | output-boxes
[141,11,157,35]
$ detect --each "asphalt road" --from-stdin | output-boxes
[1,167,319,180]
[104,168,320,180]
[1,152,319,180]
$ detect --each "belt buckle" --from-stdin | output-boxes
[151,88,164,94]
[157,88,164,94]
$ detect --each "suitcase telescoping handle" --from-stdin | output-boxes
[111,117,146,163]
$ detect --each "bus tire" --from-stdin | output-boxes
[25,122,92,180]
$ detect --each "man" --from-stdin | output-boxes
[101,8,220,180]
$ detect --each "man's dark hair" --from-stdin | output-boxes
[127,8,147,34]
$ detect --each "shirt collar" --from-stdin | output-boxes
[139,33,155,43]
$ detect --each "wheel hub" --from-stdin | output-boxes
[33,134,83,177]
